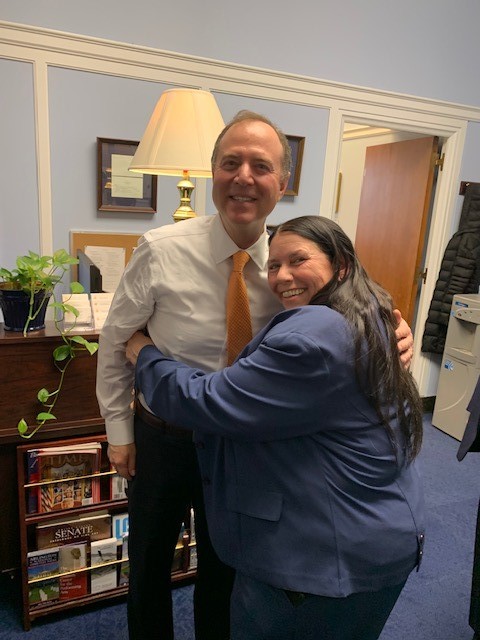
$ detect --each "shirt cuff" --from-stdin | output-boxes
[105,418,135,445]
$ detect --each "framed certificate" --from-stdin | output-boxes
[97,137,157,213]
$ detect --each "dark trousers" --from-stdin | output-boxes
[470,498,480,634]
[127,416,234,640]
[231,573,406,640]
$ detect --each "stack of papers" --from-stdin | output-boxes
[62,294,92,329]
[61,292,114,331]
[90,293,114,330]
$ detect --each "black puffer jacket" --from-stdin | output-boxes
[421,183,480,354]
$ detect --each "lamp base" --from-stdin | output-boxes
[173,174,196,223]
[173,205,197,222]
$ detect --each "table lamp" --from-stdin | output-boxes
[129,88,225,222]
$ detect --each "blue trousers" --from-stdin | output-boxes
[127,416,234,639]
[231,573,406,640]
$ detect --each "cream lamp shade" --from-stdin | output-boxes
[129,88,225,221]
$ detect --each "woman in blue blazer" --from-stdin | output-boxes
[126,216,425,640]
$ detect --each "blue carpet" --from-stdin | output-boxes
[0,581,194,639]
[379,417,478,640]
[0,415,478,639]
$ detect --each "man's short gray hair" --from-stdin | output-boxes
[211,110,292,181]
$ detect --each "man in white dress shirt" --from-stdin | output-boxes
[96,110,413,640]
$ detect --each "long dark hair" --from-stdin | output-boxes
[269,215,423,462]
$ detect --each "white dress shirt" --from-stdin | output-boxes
[96,214,282,446]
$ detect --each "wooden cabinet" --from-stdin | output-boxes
[0,323,196,630]
[0,323,103,573]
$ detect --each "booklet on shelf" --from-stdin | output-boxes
[112,512,129,542]
[33,443,102,514]
[58,541,88,600]
[110,473,128,501]
[36,512,112,549]
[119,533,129,587]
[90,537,119,594]
[27,547,60,607]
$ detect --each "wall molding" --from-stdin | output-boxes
[0,20,477,396]
[2,21,480,122]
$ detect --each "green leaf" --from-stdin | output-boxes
[70,281,84,294]
[53,345,72,361]
[17,419,28,435]
[37,412,56,421]
[0,267,14,280]
[85,341,99,355]
[37,388,50,403]
[53,249,79,267]
[62,304,80,317]
[69,335,98,354]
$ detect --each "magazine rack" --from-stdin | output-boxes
[0,325,195,630]
[17,435,196,630]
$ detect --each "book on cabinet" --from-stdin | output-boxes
[17,434,196,630]
[58,541,88,600]
[26,443,101,514]
[36,511,112,549]
[90,537,118,594]
[110,473,128,501]
[27,547,60,607]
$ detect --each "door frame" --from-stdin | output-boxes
[321,107,467,396]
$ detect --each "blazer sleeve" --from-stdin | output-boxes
[135,324,347,442]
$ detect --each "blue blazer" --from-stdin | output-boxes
[135,306,425,597]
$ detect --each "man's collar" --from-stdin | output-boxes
[210,213,268,268]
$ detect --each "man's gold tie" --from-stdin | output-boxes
[226,250,253,365]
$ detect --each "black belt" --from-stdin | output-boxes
[135,401,192,441]
[283,590,311,607]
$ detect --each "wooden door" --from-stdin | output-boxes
[354,136,439,325]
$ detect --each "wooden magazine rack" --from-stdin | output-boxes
[0,325,195,630]
[17,435,196,629]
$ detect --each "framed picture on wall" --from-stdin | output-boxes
[285,135,305,196]
[97,137,157,213]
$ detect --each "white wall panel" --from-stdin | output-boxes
[0,58,39,269]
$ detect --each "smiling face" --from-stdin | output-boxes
[267,231,335,309]
[212,120,289,243]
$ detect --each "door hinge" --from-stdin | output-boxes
[417,267,428,284]
[435,153,445,170]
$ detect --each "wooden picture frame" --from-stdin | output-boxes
[285,135,305,196]
[97,137,157,213]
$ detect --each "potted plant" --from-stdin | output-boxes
[0,249,99,439]
[0,249,78,333]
